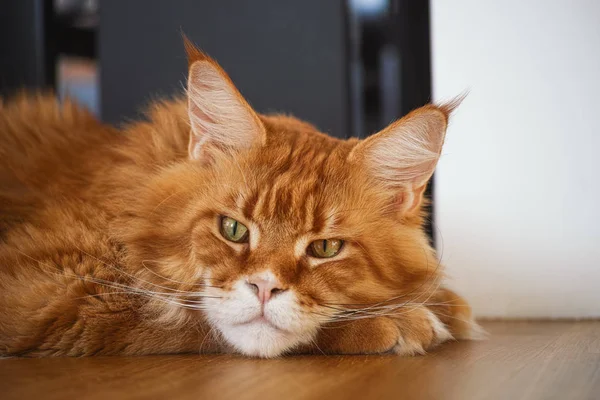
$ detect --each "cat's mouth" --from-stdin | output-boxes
[234,315,289,333]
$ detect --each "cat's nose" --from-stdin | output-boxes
[246,276,287,304]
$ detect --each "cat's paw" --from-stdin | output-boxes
[427,287,487,341]
[390,307,454,356]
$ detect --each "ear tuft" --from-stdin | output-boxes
[438,91,469,118]
[182,33,209,67]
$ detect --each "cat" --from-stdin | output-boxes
[0,38,481,358]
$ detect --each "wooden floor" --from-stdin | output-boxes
[1,321,599,400]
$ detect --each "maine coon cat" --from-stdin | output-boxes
[0,38,481,357]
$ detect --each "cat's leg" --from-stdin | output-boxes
[298,288,482,355]
[0,256,221,357]
[305,306,451,355]
[3,300,221,357]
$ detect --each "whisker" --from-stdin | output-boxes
[11,248,220,311]
[309,337,326,356]
[318,245,444,319]
[140,260,223,289]
[72,244,219,295]
[148,188,189,216]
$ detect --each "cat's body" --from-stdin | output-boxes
[0,95,211,356]
[0,42,480,358]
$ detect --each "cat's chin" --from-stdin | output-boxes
[217,319,312,358]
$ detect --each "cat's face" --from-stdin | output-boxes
[190,131,439,357]
[123,41,454,357]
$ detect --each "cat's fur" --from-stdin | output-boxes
[0,40,480,357]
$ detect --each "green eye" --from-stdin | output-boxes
[220,216,249,243]
[309,239,344,258]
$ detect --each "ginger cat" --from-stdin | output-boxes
[0,39,481,357]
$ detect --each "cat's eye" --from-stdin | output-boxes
[220,216,249,243]
[309,239,344,258]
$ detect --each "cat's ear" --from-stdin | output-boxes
[349,98,463,214]
[183,36,266,161]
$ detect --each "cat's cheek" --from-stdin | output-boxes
[265,291,322,335]
[203,281,262,325]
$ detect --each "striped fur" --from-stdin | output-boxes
[0,44,478,357]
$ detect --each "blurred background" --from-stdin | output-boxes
[0,0,598,319]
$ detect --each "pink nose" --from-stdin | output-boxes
[246,276,286,304]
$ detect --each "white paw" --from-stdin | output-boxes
[393,335,428,356]
[426,308,454,345]
[392,309,453,355]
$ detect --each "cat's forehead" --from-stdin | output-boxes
[242,152,346,227]
[234,127,359,229]
[207,115,369,231]
[260,114,355,155]
[251,115,356,184]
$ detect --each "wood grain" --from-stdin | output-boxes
[1,321,599,400]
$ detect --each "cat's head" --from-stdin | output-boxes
[122,40,459,357]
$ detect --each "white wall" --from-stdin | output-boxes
[431,0,600,318]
